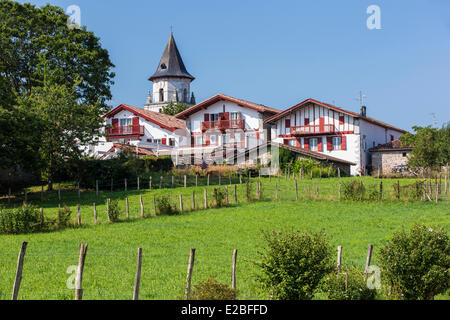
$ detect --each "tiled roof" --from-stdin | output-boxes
[369,139,413,152]
[175,93,281,119]
[265,98,407,134]
[105,104,186,132]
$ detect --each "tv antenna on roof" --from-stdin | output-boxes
[355,91,367,107]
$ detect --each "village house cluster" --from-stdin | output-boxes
[87,33,408,176]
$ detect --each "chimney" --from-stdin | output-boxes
[360,106,367,117]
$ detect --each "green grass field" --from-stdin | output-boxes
[0,177,449,300]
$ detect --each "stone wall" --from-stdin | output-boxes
[372,151,410,174]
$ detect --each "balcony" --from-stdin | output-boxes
[290,124,338,136]
[201,119,245,132]
[106,125,145,136]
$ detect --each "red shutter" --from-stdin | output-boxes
[304,118,310,126]
[285,119,291,128]
[191,136,195,146]
[327,137,333,151]
[341,136,347,150]
[318,138,323,152]
[205,136,210,146]
[339,116,345,126]
[162,138,167,145]
[204,114,210,121]
[283,139,289,145]
[319,117,325,132]
[147,138,152,143]
[132,117,139,126]
[304,138,310,150]
[224,112,230,120]
[112,118,119,128]
[256,132,260,139]
[296,138,301,147]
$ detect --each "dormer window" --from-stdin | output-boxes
[160,63,167,69]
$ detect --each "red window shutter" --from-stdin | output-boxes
[327,137,333,151]
[256,132,260,139]
[296,138,301,148]
[147,139,152,143]
[285,119,291,128]
[191,136,195,146]
[204,114,210,121]
[319,117,325,132]
[304,118,310,126]
[390,135,394,142]
[318,138,323,152]
[339,116,345,126]
[283,139,288,145]
[112,119,119,128]
[224,112,230,120]
[341,136,347,150]
[162,138,167,145]
[205,136,210,146]
[304,138,310,150]
[132,117,139,126]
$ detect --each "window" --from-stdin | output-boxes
[332,137,342,150]
[210,114,219,121]
[402,152,407,157]
[169,138,175,147]
[159,89,164,102]
[230,112,240,120]
[310,138,318,151]
[119,118,132,126]
[153,139,162,145]
[195,136,204,146]
[288,139,296,147]
[210,135,217,145]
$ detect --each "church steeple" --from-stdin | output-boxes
[145,32,196,113]
[149,32,195,82]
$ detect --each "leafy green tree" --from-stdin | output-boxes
[0,0,114,109]
[379,224,449,300]
[161,102,190,116]
[15,63,105,190]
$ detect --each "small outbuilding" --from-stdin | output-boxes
[369,139,413,175]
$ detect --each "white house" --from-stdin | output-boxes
[173,94,280,163]
[86,104,187,159]
[265,98,407,175]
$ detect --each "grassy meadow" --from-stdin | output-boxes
[0,176,449,300]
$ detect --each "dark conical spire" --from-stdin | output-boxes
[149,32,195,81]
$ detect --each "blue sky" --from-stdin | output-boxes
[19,0,450,131]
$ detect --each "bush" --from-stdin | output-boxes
[256,229,333,300]
[55,205,72,229]
[379,224,450,300]
[156,197,179,216]
[108,199,121,222]
[322,266,377,300]
[0,204,45,234]
[213,188,226,207]
[342,181,365,201]
[189,276,237,300]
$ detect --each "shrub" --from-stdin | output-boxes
[0,204,44,234]
[55,205,72,229]
[342,181,365,201]
[322,266,377,300]
[156,197,179,216]
[189,276,237,300]
[379,224,450,300]
[108,199,121,222]
[213,188,226,207]
[256,229,333,300]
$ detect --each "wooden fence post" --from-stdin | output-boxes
[379,181,383,201]
[133,248,143,300]
[435,181,438,203]
[160,176,163,189]
[153,195,157,216]
[234,184,238,203]
[192,191,196,210]
[207,174,210,186]
[231,249,238,290]
[364,244,373,281]
[58,183,61,201]
[185,248,196,300]
[219,174,221,186]
[107,198,111,222]
[140,195,144,218]
[179,194,183,212]
[295,180,298,201]
[137,177,140,191]
[339,182,341,200]
[310,168,313,180]
[239,173,242,184]
[77,204,82,226]
[337,246,342,273]
[93,203,97,225]
[204,188,208,209]
[338,168,341,179]
[226,186,229,204]
[11,242,28,300]
[126,198,129,219]
[75,243,88,300]
[149,176,152,190]
[184,175,187,188]
[275,182,278,200]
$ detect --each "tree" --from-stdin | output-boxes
[15,63,105,190]
[0,0,115,111]
[160,102,190,116]
[400,124,450,169]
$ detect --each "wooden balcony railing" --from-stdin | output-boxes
[290,124,337,136]
[201,119,245,131]
[106,125,145,136]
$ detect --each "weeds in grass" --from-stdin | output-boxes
[156,197,179,216]
[188,276,237,300]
